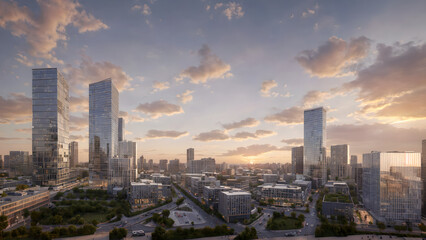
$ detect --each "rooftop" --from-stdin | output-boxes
[221,191,251,196]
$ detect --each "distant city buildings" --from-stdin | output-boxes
[292,146,304,175]
[108,157,134,194]
[362,151,421,224]
[422,140,426,217]
[350,155,357,179]
[9,151,31,177]
[89,79,119,185]
[69,141,78,168]
[304,107,327,187]
[263,174,279,184]
[330,144,349,180]
[188,158,216,174]
[159,159,168,172]
[118,117,125,142]
[32,68,71,186]
[218,190,251,223]
[168,159,180,174]
[118,140,137,180]
[187,148,194,171]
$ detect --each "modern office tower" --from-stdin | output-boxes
[168,159,180,174]
[0,155,2,169]
[118,117,125,142]
[187,148,194,171]
[9,151,31,177]
[108,157,134,194]
[291,146,304,175]
[3,155,9,170]
[330,144,349,180]
[218,190,251,223]
[118,140,137,174]
[69,141,78,168]
[350,155,357,179]
[159,159,168,172]
[148,159,154,170]
[303,107,327,187]
[89,79,119,184]
[422,140,426,217]
[138,155,146,171]
[362,151,421,224]
[32,68,70,186]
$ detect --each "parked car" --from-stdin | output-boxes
[132,230,145,236]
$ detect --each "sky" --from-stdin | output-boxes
[1,0,426,164]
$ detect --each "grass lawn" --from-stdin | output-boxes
[81,212,110,223]
[266,217,302,230]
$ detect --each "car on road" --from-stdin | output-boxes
[132,230,145,236]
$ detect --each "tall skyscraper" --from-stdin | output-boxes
[187,148,194,172]
[291,146,304,175]
[32,68,70,186]
[168,159,180,174]
[422,140,426,217]
[159,159,168,172]
[0,155,2,169]
[330,144,349,180]
[362,151,421,224]
[118,140,137,170]
[303,107,326,187]
[89,79,119,184]
[69,141,78,168]
[350,155,358,179]
[118,117,125,142]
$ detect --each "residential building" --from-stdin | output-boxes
[0,155,2,169]
[152,173,171,185]
[129,180,171,208]
[292,146,304,175]
[32,68,70,186]
[89,79,119,185]
[118,117,124,142]
[218,190,251,223]
[188,157,216,174]
[263,174,279,183]
[330,144,349,180]
[190,176,220,196]
[138,156,146,171]
[363,151,421,224]
[159,159,168,172]
[203,185,232,206]
[108,157,134,194]
[303,107,327,187]
[187,148,194,172]
[322,182,353,219]
[118,140,137,179]
[168,159,180,174]
[69,141,78,168]
[0,187,50,226]
[257,183,305,206]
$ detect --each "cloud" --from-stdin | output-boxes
[222,144,282,157]
[193,130,229,142]
[222,117,260,130]
[15,128,31,134]
[176,45,232,84]
[214,3,223,10]
[296,36,370,78]
[64,53,133,92]
[70,113,88,132]
[328,123,426,155]
[222,2,244,20]
[281,138,303,146]
[0,93,31,124]
[119,111,145,123]
[145,130,188,139]
[264,106,304,125]
[233,130,276,140]
[342,42,426,120]
[70,95,88,113]
[132,4,151,16]
[176,90,194,104]
[134,100,183,119]
[260,80,278,97]
[0,0,108,64]
[0,137,30,141]
[152,81,170,92]
[302,90,333,107]
[15,53,42,67]
[70,134,86,141]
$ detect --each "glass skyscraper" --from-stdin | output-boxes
[303,107,326,186]
[118,117,124,142]
[32,68,70,186]
[89,79,119,184]
[362,151,421,224]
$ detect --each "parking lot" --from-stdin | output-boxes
[170,210,206,226]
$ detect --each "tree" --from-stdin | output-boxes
[291,212,296,218]
[31,211,42,225]
[82,170,89,178]
[0,215,8,236]
[152,226,166,240]
[309,196,313,202]
[267,198,274,205]
[234,227,258,240]
[298,214,305,222]
[176,197,184,206]
[23,209,30,218]
[257,207,263,213]
[16,184,29,191]
[162,209,170,218]
[1,192,6,197]
[29,226,43,239]
[109,227,127,240]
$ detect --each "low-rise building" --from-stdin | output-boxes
[129,180,171,208]
[190,176,220,196]
[218,190,251,223]
[203,185,233,209]
[263,174,279,184]
[152,173,171,185]
[0,187,50,226]
[257,183,305,206]
[293,180,312,195]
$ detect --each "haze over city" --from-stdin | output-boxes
[1,0,426,164]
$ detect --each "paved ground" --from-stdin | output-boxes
[170,208,206,226]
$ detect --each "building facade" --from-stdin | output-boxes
[422,140,426,217]
[159,159,168,172]
[108,157,134,194]
[89,79,119,184]
[32,68,70,186]
[292,146,304,175]
[118,140,137,179]
[257,184,305,206]
[330,144,349,180]
[118,117,125,142]
[187,148,194,172]
[218,190,251,223]
[303,107,327,187]
[168,159,180,174]
[69,141,78,168]
[129,181,171,208]
[9,151,31,177]
[362,151,421,224]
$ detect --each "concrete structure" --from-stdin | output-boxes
[168,159,180,174]
[32,68,71,186]
[350,155,357,179]
[362,151,421,224]
[108,157,134,194]
[159,159,168,172]
[118,117,124,142]
[257,183,305,206]
[69,141,78,168]
[8,151,31,177]
[118,140,137,179]
[303,107,327,187]
[190,176,220,196]
[263,174,279,184]
[225,178,249,191]
[293,180,312,195]
[129,181,171,208]
[188,157,216,174]
[0,187,50,226]
[152,173,171,185]
[187,148,194,172]
[218,190,251,223]
[89,79,119,185]
[330,144,350,180]
[292,146,304,175]
[203,185,232,206]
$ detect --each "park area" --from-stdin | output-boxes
[266,211,304,230]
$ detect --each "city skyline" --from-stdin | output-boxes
[1,0,426,164]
